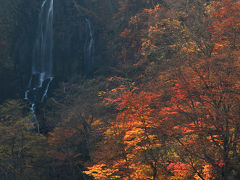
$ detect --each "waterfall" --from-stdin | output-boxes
[32,0,53,78]
[24,0,54,130]
[84,18,95,75]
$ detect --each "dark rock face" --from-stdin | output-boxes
[4,0,41,100]
[53,0,88,79]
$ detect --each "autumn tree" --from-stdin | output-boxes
[85,86,179,179]
[47,112,92,180]
[85,1,240,180]
[0,100,47,180]
[210,0,240,53]
[162,53,240,179]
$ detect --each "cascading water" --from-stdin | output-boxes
[24,0,54,131]
[84,18,95,75]
[24,0,96,131]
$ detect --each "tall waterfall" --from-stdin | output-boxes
[24,0,54,130]
[84,18,95,75]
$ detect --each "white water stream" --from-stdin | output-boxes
[24,0,54,131]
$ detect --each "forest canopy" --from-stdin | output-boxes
[0,0,239,179]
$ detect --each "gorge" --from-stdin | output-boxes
[0,0,239,179]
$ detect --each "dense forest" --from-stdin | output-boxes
[0,0,239,179]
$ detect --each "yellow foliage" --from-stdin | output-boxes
[84,164,119,180]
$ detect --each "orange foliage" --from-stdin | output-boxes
[84,1,240,179]
[211,0,240,52]
[47,114,91,167]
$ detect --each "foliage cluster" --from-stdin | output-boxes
[0,0,239,179]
